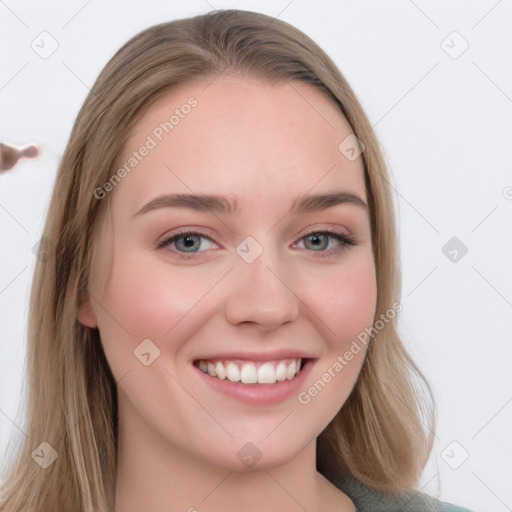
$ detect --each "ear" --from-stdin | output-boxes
[77,291,98,328]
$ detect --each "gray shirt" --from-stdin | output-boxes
[334,473,474,512]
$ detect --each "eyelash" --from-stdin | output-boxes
[157,228,356,262]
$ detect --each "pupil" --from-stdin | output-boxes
[179,235,199,251]
[308,234,327,250]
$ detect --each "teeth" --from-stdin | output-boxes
[286,360,297,380]
[197,358,303,384]
[226,362,240,383]
[258,362,276,384]
[240,363,257,384]
[275,361,287,381]
[215,361,226,380]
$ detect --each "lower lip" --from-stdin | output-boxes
[194,359,315,406]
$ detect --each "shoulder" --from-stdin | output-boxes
[332,473,474,512]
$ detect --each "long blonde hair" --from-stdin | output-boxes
[1,9,434,511]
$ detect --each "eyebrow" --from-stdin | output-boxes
[132,191,367,217]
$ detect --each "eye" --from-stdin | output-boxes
[157,228,356,261]
[293,230,355,257]
[157,230,218,260]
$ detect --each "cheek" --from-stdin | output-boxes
[93,253,220,375]
[309,252,377,345]
[294,254,376,426]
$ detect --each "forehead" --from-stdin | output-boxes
[115,75,366,213]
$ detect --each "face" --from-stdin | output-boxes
[78,75,377,472]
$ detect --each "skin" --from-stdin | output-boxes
[78,75,377,512]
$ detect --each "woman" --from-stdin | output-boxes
[0,9,473,511]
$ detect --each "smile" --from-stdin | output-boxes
[196,358,305,384]
[193,355,315,406]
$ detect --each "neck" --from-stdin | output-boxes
[114,400,354,512]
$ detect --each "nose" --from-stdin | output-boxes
[224,251,300,331]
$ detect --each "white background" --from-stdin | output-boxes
[1,1,511,511]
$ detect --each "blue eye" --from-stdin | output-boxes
[157,229,355,261]
[173,233,210,252]
[157,230,216,259]
[303,233,339,251]
[294,231,355,256]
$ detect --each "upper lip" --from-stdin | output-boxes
[193,349,317,362]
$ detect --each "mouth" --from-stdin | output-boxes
[193,357,308,385]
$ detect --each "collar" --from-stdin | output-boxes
[334,473,443,511]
